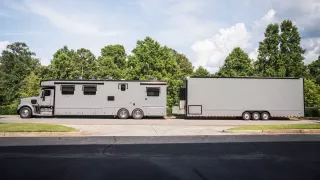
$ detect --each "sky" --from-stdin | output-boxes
[1,0,320,73]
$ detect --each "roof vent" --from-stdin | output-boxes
[90,76,97,80]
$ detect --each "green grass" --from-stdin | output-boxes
[229,124,320,130]
[0,123,78,132]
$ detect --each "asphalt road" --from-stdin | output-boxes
[1,135,320,180]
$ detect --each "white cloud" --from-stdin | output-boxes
[0,41,10,52]
[23,0,119,35]
[251,9,279,46]
[191,23,251,73]
[302,38,320,64]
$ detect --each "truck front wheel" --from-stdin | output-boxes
[19,107,32,118]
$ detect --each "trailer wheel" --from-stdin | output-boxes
[261,112,270,120]
[117,108,129,119]
[242,112,251,120]
[19,107,32,118]
[132,109,144,119]
[252,112,261,120]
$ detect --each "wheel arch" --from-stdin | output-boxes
[17,105,34,115]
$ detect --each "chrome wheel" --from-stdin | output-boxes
[261,112,270,120]
[132,109,144,119]
[19,107,32,118]
[118,109,129,119]
[242,112,251,120]
[252,112,261,120]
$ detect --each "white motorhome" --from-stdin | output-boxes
[17,79,167,119]
[173,77,305,120]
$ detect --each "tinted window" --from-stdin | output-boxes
[147,87,160,96]
[44,90,51,96]
[61,86,75,95]
[83,86,97,95]
[121,84,126,91]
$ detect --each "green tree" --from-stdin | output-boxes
[193,66,210,77]
[19,72,41,98]
[304,79,320,107]
[171,49,194,78]
[0,42,40,105]
[71,48,97,79]
[306,56,320,84]
[50,46,76,79]
[280,20,306,77]
[127,37,182,106]
[97,45,127,79]
[255,24,284,77]
[217,47,253,77]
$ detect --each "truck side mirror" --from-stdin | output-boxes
[41,91,45,101]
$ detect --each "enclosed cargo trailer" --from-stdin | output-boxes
[173,77,304,120]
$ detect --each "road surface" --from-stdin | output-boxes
[1,116,319,136]
[0,135,320,180]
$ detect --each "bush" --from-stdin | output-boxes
[305,107,320,117]
[0,104,17,115]
[167,106,172,116]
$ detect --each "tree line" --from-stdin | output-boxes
[0,19,319,110]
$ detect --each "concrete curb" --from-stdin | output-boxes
[223,129,320,134]
[0,131,87,137]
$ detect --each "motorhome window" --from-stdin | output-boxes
[83,86,97,95]
[147,87,160,96]
[121,84,126,91]
[44,90,51,96]
[119,83,127,91]
[61,86,75,95]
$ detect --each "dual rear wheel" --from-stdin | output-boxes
[242,111,270,120]
[117,108,144,119]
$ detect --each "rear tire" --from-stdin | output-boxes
[252,112,261,120]
[132,109,144,119]
[19,107,32,118]
[117,108,129,119]
[242,112,251,120]
[261,112,270,120]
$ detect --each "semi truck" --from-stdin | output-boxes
[172,77,304,120]
[17,77,305,120]
[17,79,167,119]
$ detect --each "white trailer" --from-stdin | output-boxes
[17,79,167,119]
[173,77,304,120]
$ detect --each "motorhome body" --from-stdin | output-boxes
[17,79,167,119]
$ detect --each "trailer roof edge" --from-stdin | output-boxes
[188,76,302,79]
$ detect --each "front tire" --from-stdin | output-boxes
[132,109,144,119]
[19,107,32,118]
[117,108,129,119]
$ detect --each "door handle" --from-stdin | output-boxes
[133,103,135,106]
